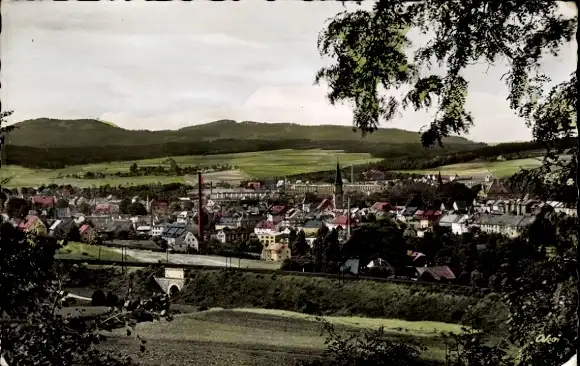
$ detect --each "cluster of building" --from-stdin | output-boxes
[2,161,576,268]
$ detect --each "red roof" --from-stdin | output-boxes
[17,215,39,230]
[94,203,117,213]
[317,199,333,210]
[79,224,90,234]
[372,202,390,211]
[255,220,276,230]
[331,215,349,226]
[416,266,456,280]
[416,210,443,219]
[407,251,426,262]
[31,196,56,206]
[269,205,287,215]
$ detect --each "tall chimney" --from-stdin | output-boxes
[198,172,203,242]
[347,197,351,240]
[351,165,354,184]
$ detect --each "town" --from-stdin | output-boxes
[2,160,576,286]
[2,1,577,365]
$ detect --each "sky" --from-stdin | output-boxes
[1,1,577,143]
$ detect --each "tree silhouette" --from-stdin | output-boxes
[318,2,577,364]
[127,202,147,217]
[292,229,310,257]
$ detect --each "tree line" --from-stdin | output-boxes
[287,138,575,184]
[4,135,564,172]
[60,160,235,180]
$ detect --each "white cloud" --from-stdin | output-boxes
[1,0,576,143]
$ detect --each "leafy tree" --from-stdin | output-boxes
[288,228,298,247]
[78,202,92,216]
[91,288,107,306]
[129,162,138,175]
[0,221,173,365]
[55,198,70,209]
[169,201,182,213]
[318,2,577,364]
[182,200,194,211]
[127,202,147,217]
[54,220,81,242]
[246,237,263,254]
[342,221,408,267]
[292,230,310,256]
[300,318,424,366]
[166,158,180,173]
[322,228,341,271]
[5,197,30,219]
[118,198,131,215]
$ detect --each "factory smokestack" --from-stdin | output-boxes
[198,172,203,243]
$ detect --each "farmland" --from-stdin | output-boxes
[100,307,461,365]
[397,157,544,178]
[0,149,381,187]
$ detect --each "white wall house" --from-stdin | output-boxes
[451,215,470,235]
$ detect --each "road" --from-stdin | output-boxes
[110,248,241,267]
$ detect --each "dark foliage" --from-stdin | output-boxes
[299,318,426,366]
[0,217,172,365]
[7,118,474,148]
[175,269,496,325]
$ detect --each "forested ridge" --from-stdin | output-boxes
[3,121,568,171]
[6,118,476,148]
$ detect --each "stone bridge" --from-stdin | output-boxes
[154,268,186,296]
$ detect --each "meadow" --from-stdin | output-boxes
[398,157,543,178]
[100,308,459,365]
[65,266,509,366]
[0,149,381,187]
[56,241,134,262]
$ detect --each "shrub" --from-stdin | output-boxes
[91,289,107,306]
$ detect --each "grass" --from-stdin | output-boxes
[0,149,381,187]
[100,308,456,365]
[230,308,465,336]
[397,158,543,178]
[106,248,282,270]
[57,242,135,262]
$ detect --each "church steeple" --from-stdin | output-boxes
[335,158,343,188]
[333,158,344,210]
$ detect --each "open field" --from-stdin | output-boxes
[100,308,459,365]
[108,248,282,270]
[397,157,544,178]
[0,149,381,187]
[57,242,135,262]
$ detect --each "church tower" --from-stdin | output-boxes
[333,158,344,210]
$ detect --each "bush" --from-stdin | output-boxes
[91,289,106,306]
[300,319,428,366]
[175,269,503,327]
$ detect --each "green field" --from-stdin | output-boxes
[57,242,134,262]
[0,149,381,187]
[397,158,543,178]
[100,308,462,365]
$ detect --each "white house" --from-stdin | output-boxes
[135,225,151,235]
[451,215,470,235]
[171,231,199,253]
[151,224,167,237]
[176,211,193,224]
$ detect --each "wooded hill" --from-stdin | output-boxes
[7,118,480,148]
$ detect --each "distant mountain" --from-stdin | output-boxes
[6,118,480,148]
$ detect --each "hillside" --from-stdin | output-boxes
[7,118,480,148]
